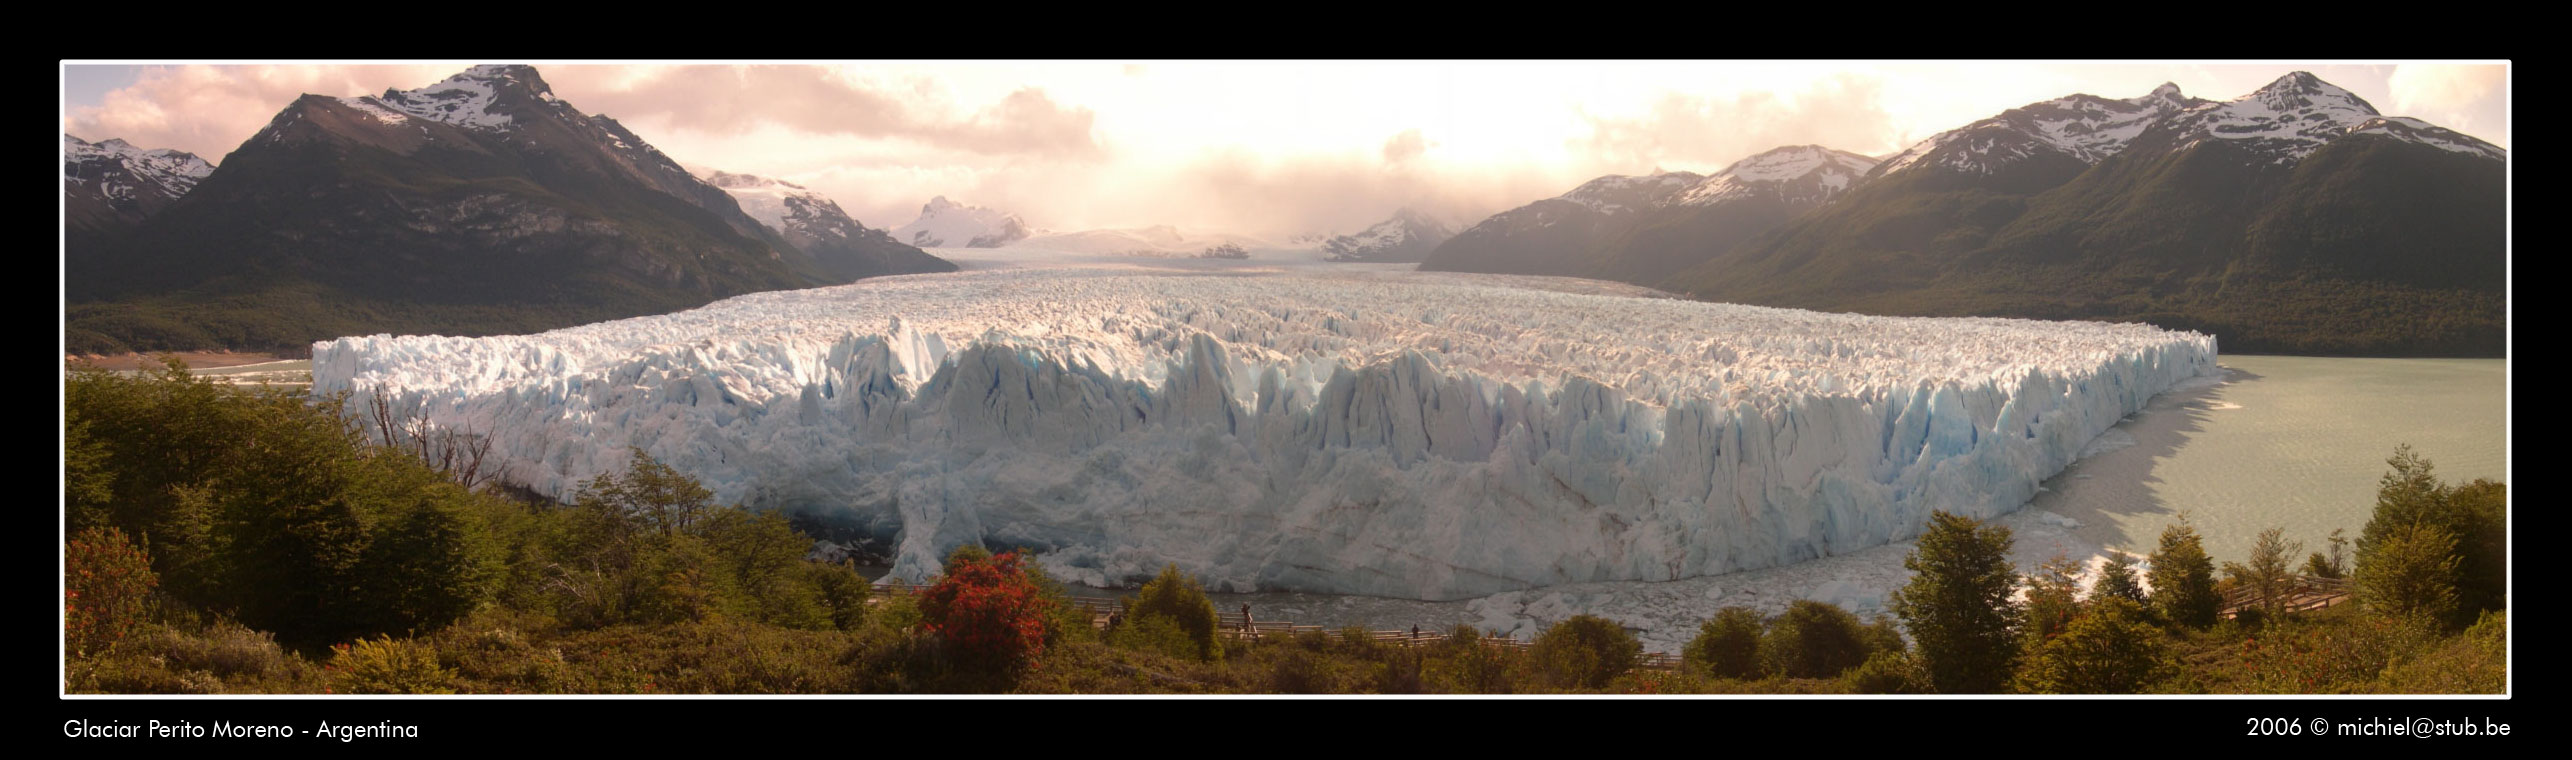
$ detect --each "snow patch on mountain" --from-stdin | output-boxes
[2346,116,2508,161]
[1555,171,1705,215]
[313,267,2217,600]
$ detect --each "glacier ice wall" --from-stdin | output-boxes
[312,267,2217,600]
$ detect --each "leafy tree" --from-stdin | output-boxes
[1122,564,1221,661]
[1890,511,2019,693]
[65,526,159,658]
[2092,551,2148,606]
[915,550,1056,677]
[2020,554,2086,649]
[2147,516,2221,629]
[2222,527,2303,621]
[2355,446,2505,627]
[2013,597,2177,694]
[1759,600,1873,678]
[1682,607,1764,679]
[2356,521,2460,627]
[1531,614,1640,690]
[2302,528,2351,579]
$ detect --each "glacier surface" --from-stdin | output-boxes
[312,265,2216,600]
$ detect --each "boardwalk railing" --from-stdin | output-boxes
[2220,574,2356,618]
[868,580,1690,671]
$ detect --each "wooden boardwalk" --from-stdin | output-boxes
[2219,574,2355,619]
[871,581,1688,671]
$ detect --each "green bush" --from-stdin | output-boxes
[1891,511,2019,693]
[1425,626,1521,694]
[329,636,459,694]
[1107,613,1205,661]
[1840,650,1929,694]
[1760,600,1874,678]
[1531,615,1640,690]
[2376,610,2505,693]
[1682,607,1764,679]
[2015,597,2177,694]
[1122,564,1221,661]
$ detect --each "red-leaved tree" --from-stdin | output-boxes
[66,526,159,659]
[916,550,1056,676]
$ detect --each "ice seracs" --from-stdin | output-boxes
[314,266,2217,601]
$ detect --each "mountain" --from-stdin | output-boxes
[1584,145,1879,284]
[891,196,1029,248]
[703,171,958,281]
[63,135,213,238]
[65,65,954,356]
[1322,208,1453,262]
[1661,73,2505,356]
[1417,170,1701,277]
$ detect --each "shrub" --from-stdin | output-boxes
[2147,516,2221,629]
[1890,511,2019,693]
[1840,650,1929,694]
[1122,564,1221,661]
[1682,607,1764,679]
[1426,626,1521,694]
[1760,600,1873,678]
[66,526,160,659]
[1105,613,1202,661]
[1531,615,1640,690]
[2015,597,2177,694]
[914,550,1055,677]
[2355,521,2460,627]
[329,636,459,694]
[2236,612,2436,694]
[2375,610,2506,694]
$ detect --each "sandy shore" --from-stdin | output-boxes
[67,351,297,371]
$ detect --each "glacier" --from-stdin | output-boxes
[311,265,2216,600]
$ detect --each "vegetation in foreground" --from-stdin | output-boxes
[63,362,2505,694]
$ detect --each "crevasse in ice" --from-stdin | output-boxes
[312,267,2217,600]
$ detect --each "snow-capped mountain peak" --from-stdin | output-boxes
[342,63,550,131]
[892,196,1030,248]
[2149,71,2391,164]
[1878,83,2211,177]
[1678,145,1879,206]
[63,134,215,221]
[1323,207,1454,262]
[699,169,867,240]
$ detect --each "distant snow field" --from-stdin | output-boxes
[313,261,2215,602]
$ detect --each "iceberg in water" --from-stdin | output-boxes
[312,267,2216,600]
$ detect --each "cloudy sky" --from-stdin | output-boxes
[61,61,2508,238]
